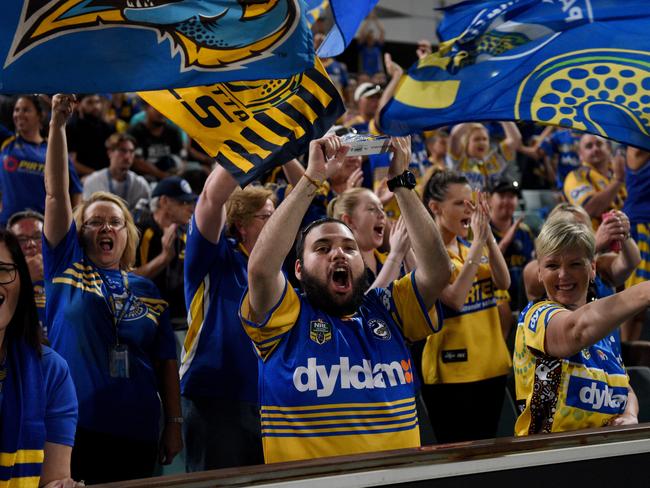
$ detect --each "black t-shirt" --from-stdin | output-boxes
[128,122,183,170]
[135,215,187,326]
[66,114,115,171]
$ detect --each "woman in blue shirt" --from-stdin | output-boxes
[43,94,182,484]
[0,95,82,226]
[0,229,80,488]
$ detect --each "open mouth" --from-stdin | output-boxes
[461,218,471,229]
[99,237,114,252]
[330,266,352,293]
[373,224,384,239]
[556,283,576,292]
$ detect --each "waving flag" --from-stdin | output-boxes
[380,0,650,151]
[0,0,312,93]
[308,0,379,58]
[140,58,344,185]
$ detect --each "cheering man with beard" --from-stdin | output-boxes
[240,135,451,463]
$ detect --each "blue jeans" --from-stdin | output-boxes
[182,395,263,471]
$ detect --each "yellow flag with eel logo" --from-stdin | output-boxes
[139,58,344,185]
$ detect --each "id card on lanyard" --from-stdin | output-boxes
[97,267,136,379]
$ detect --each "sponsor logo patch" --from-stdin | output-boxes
[309,318,332,345]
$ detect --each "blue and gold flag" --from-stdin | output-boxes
[140,57,344,185]
[380,0,650,151]
[0,0,313,93]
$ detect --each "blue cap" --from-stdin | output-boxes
[152,176,198,202]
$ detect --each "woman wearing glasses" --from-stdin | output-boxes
[42,95,182,484]
[0,229,82,488]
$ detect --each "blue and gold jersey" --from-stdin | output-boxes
[421,239,511,385]
[447,140,514,191]
[43,222,176,442]
[564,162,627,227]
[239,273,442,463]
[181,217,259,403]
[514,301,630,436]
[539,129,582,190]
[0,135,82,226]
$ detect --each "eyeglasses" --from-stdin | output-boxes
[16,234,43,247]
[0,262,18,285]
[83,217,126,230]
[253,213,273,221]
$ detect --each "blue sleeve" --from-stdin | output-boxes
[68,158,83,194]
[43,222,81,280]
[184,214,228,306]
[42,347,78,446]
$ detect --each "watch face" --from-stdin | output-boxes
[404,171,417,188]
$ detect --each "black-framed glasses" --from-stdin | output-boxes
[0,262,18,285]
[83,217,126,230]
[16,234,42,247]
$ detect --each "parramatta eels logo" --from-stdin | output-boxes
[516,49,650,139]
[5,0,300,71]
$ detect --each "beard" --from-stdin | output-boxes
[300,267,367,317]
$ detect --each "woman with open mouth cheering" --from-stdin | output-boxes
[42,94,182,484]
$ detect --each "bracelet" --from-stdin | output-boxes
[303,173,324,190]
[466,258,480,267]
[166,416,184,424]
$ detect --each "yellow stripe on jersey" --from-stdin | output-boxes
[0,136,16,152]
[51,277,103,297]
[0,476,40,487]
[181,276,210,373]
[240,279,300,361]
[139,228,155,265]
[390,273,440,341]
[0,450,44,466]
[262,397,415,413]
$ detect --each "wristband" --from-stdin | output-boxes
[166,416,184,424]
[466,258,480,267]
[303,173,324,190]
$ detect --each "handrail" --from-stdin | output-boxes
[94,423,650,487]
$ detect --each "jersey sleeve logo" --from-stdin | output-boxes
[309,318,332,345]
[368,319,391,341]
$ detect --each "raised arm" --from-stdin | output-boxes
[247,137,349,322]
[595,210,641,287]
[388,137,451,309]
[448,123,474,159]
[545,280,650,358]
[194,164,239,244]
[582,152,625,218]
[374,53,403,133]
[480,193,510,290]
[500,121,522,155]
[44,94,75,247]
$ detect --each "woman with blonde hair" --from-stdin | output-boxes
[43,95,181,484]
[523,203,640,302]
[514,219,640,435]
[447,122,521,191]
[328,187,411,288]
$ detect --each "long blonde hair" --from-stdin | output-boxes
[73,191,139,270]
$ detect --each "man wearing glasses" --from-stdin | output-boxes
[8,210,46,332]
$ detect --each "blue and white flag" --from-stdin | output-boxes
[0,0,313,93]
[310,0,379,58]
[380,0,650,151]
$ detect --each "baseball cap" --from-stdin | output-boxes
[488,175,521,196]
[354,82,382,102]
[152,176,198,202]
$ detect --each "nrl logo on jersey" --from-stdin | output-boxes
[309,318,331,345]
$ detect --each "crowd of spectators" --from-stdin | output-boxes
[0,8,648,486]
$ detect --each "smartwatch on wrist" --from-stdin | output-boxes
[387,170,417,192]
